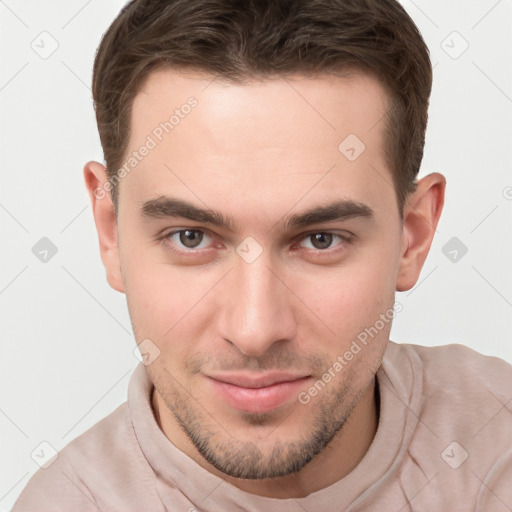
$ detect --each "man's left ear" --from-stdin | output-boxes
[396,172,446,292]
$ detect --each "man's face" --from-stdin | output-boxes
[117,69,403,479]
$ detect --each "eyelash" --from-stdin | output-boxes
[159,228,353,257]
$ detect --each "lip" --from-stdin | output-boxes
[206,372,311,414]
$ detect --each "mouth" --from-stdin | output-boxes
[206,372,311,414]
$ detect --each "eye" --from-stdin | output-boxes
[165,229,213,250]
[298,232,348,251]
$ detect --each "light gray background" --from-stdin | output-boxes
[1,0,511,509]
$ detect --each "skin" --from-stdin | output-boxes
[84,69,445,499]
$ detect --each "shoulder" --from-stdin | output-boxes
[12,402,155,512]
[392,341,512,438]
[390,341,512,399]
[10,404,122,512]
[387,342,512,510]
[11,445,96,512]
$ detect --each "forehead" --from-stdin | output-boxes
[131,68,389,150]
[122,69,394,223]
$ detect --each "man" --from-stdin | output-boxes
[13,0,512,510]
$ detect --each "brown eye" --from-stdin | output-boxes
[179,229,204,248]
[309,233,333,250]
[164,229,212,251]
[298,232,349,252]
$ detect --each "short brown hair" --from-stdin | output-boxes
[92,0,432,216]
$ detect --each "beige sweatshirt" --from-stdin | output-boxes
[12,341,512,511]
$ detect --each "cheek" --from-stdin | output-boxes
[297,241,399,348]
[121,242,206,342]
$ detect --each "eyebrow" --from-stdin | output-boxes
[140,196,374,232]
[283,199,373,230]
[141,196,239,231]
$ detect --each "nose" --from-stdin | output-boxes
[217,252,297,358]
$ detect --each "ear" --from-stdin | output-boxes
[83,161,125,294]
[396,172,446,292]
